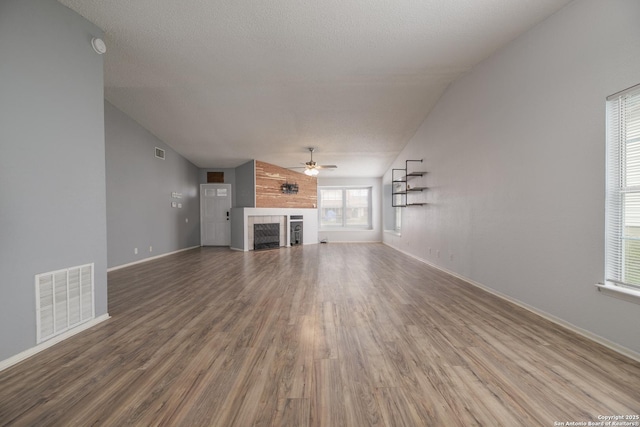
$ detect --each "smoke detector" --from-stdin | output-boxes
[91,37,106,55]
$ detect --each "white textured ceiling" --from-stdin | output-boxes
[59,0,572,177]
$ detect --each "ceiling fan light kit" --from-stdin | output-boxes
[298,147,337,176]
[304,168,319,176]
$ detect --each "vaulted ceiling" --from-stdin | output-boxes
[59,0,572,177]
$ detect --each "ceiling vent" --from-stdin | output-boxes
[155,147,165,160]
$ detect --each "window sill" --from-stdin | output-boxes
[595,283,640,305]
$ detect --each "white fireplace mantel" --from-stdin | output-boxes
[230,208,318,251]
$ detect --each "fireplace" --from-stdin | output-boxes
[254,223,280,250]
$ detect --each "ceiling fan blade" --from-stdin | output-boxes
[294,148,336,172]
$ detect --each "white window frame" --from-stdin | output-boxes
[599,83,640,304]
[318,187,373,230]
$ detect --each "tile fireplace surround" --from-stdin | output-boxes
[229,208,318,252]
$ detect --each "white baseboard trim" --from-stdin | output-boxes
[0,313,111,372]
[383,242,640,364]
[107,246,200,272]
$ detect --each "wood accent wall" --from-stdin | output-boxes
[255,160,317,208]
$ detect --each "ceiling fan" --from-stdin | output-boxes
[293,148,337,176]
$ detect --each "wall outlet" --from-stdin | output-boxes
[134,248,138,254]
[185,218,189,223]
[149,246,153,252]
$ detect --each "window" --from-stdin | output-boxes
[319,187,372,229]
[606,83,640,292]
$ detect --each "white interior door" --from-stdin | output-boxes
[201,184,232,246]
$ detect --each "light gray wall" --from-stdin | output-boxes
[235,160,256,208]
[229,208,245,250]
[382,183,397,232]
[383,0,640,355]
[318,177,382,242]
[105,101,200,268]
[0,0,107,360]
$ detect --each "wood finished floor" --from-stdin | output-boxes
[1,244,639,426]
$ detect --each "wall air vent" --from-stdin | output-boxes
[35,263,95,343]
[155,147,166,160]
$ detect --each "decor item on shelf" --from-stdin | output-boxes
[290,147,337,176]
[281,181,299,194]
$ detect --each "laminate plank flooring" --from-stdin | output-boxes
[1,244,639,426]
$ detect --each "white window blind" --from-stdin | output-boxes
[606,84,640,291]
[319,187,372,229]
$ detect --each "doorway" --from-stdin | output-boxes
[200,184,232,246]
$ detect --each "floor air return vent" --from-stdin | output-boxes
[36,263,95,343]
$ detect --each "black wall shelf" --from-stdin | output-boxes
[392,159,427,207]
